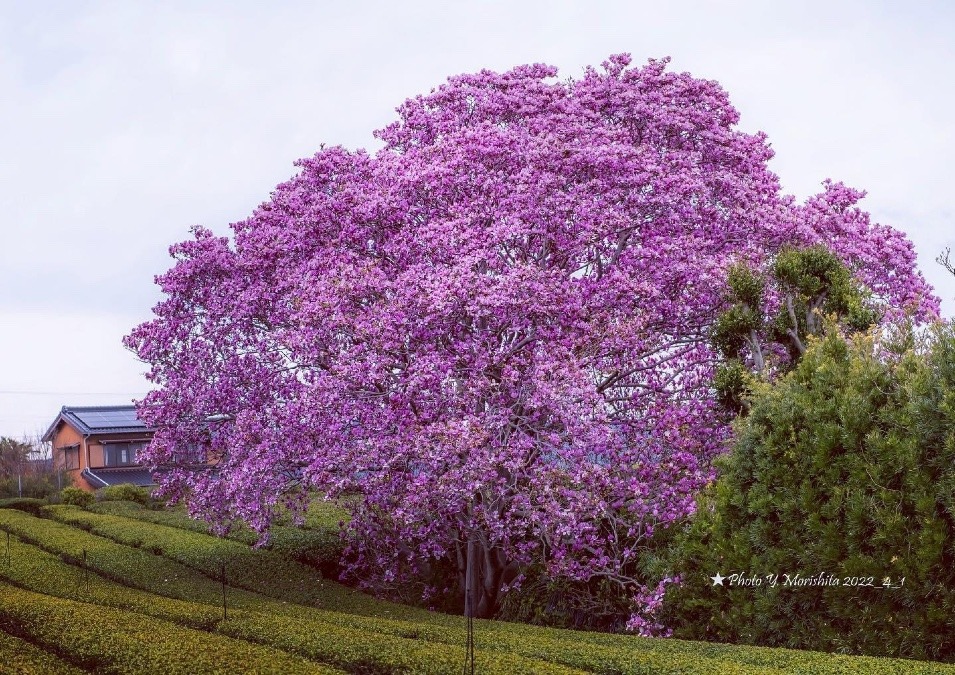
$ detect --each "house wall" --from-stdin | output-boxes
[52,426,155,492]
[50,423,96,491]
[51,423,83,471]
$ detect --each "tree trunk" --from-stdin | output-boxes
[462,531,505,619]
[464,535,478,618]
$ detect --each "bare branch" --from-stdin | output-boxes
[938,247,955,277]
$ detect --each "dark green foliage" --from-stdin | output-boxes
[96,483,152,506]
[496,565,632,632]
[0,497,47,516]
[712,361,754,416]
[769,245,879,350]
[60,487,94,508]
[711,264,764,361]
[712,246,881,416]
[711,263,767,415]
[664,324,955,662]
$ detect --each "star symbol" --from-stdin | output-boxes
[711,572,726,586]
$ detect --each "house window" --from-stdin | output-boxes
[61,446,79,470]
[104,442,146,467]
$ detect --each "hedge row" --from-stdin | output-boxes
[19,511,955,674]
[0,533,780,675]
[0,517,554,673]
[0,508,385,626]
[2,511,584,673]
[92,499,343,577]
[0,531,224,630]
[0,507,230,605]
[0,583,340,674]
[0,508,351,623]
[29,507,955,674]
[44,504,387,617]
[0,496,47,516]
[545,628,955,675]
[0,628,86,675]
[0,532,581,674]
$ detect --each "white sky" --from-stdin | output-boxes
[1,0,953,439]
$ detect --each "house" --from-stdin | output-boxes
[42,405,157,491]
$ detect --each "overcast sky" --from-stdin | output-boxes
[1,0,953,440]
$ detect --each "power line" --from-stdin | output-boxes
[0,390,148,396]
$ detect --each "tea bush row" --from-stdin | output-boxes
[92,499,343,577]
[0,533,792,675]
[0,533,579,675]
[0,629,85,675]
[45,504,384,617]
[0,496,47,516]
[0,583,339,674]
[0,531,224,630]
[0,508,227,604]
[11,509,955,674]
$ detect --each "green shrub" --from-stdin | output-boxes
[664,325,955,662]
[0,629,85,675]
[0,497,47,516]
[96,483,152,506]
[59,487,93,508]
[0,583,337,674]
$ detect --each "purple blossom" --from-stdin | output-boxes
[126,54,938,620]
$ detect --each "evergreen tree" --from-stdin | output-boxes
[664,324,955,661]
[712,245,880,414]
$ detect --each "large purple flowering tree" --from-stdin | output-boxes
[127,55,937,625]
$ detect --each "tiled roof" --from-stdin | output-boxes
[83,467,156,488]
[43,405,153,441]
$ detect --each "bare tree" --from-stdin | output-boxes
[0,435,57,499]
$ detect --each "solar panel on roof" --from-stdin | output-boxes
[73,408,145,429]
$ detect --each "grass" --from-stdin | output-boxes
[1,501,954,673]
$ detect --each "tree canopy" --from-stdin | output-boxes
[126,54,938,623]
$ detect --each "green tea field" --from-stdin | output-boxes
[0,501,951,674]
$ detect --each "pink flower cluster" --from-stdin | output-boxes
[626,576,680,637]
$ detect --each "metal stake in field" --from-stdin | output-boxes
[5,531,9,566]
[83,548,89,594]
[463,588,475,675]
[221,561,227,621]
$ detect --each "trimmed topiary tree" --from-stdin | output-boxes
[663,323,955,661]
